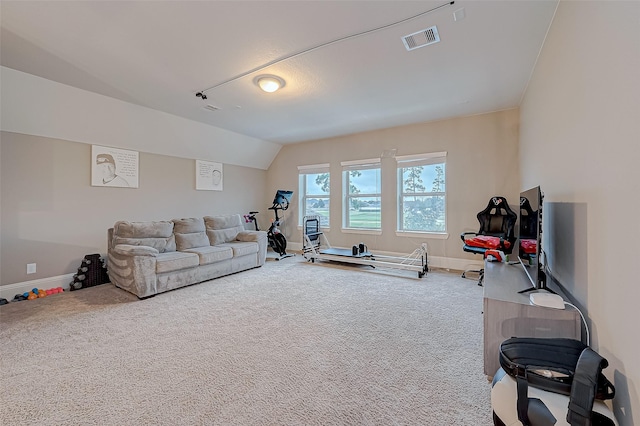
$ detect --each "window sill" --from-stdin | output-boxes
[341,228,382,236]
[395,231,449,239]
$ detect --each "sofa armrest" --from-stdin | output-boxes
[112,244,159,257]
[236,230,267,242]
[108,245,159,298]
[236,230,268,266]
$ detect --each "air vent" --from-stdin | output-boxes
[203,104,220,112]
[402,26,440,51]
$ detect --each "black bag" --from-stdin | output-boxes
[499,337,615,400]
[499,337,615,426]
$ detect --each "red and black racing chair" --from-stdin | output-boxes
[461,196,517,286]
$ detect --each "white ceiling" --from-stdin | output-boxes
[0,1,558,145]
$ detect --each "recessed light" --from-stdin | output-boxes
[253,74,286,93]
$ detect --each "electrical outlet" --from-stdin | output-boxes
[27,263,36,274]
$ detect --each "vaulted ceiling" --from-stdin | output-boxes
[1,1,558,144]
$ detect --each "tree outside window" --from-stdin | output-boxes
[344,167,381,229]
[398,156,446,233]
[299,169,330,227]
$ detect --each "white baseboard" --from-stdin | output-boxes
[287,242,303,252]
[433,256,484,272]
[286,242,483,273]
[0,274,74,300]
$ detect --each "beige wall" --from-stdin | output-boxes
[520,1,640,424]
[0,131,267,286]
[1,66,281,170]
[266,109,520,268]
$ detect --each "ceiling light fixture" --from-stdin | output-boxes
[254,75,286,93]
[194,1,454,100]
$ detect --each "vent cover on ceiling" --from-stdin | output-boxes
[402,26,440,51]
[203,104,220,112]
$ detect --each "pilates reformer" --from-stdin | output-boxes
[302,216,428,278]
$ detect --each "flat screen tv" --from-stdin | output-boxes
[517,186,554,294]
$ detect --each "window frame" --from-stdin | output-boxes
[396,152,447,236]
[341,158,382,233]
[298,163,331,228]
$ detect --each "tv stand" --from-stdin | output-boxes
[483,261,581,378]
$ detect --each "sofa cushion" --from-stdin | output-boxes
[173,217,206,233]
[173,218,210,251]
[156,251,200,274]
[205,214,243,229]
[114,236,177,253]
[113,221,176,253]
[183,246,233,265]
[175,232,210,251]
[236,231,266,243]
[206,227,244,246]
[205,214,245,245]
[220,241,259,257]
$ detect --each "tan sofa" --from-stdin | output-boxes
[107,214,267,298]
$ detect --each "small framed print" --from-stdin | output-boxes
[196,160,223,191]
[91,145,139,188]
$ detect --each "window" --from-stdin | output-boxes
[298,164,330,227]
[342,158,381,230]
[396,152,446,233]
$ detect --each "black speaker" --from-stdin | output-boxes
[352,245,359,256]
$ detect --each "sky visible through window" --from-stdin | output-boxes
[305,175,326,195]
[305,166,442,194]
[403,164,444,192]
[349,169,380,194]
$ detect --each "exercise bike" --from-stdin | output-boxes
[244,190,295,260]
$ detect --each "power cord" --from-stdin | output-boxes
[543,261,590,346]
[564,301,590,347]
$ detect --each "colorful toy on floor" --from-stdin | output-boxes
[8,287,64,303]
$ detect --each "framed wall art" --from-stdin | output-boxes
[91,145,139,188]
[196,160,223,191]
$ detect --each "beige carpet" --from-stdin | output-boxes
[0,257,492,425]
